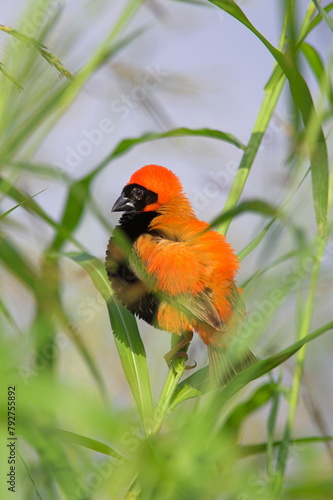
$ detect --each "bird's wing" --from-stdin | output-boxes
[133,234,245,331]
[133,234,207,296]
[176,289,226,331]
[226,281,247,319]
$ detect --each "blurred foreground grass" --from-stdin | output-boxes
[0,1,333,499]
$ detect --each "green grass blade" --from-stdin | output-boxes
[210,0,329,237]
[62,252,112,301]
[49,178,91,251]
[65,252,154,434]
[109,127,246,154]
[152,335,190,434]
[86,126,246,182]
[0,177,84,250]
[54,429,125,460]
[223,383,275,438]
[0,188,47,221]
[208,320,333,420]
[48,127,246,250]
[284,479,333,498]
[241,250,298,289]
[301,42,333,107]
[106,298,154,434]
[7,160,71,181]
[273,233,328,494]
[312,0,333,31]
[0,297,22,335]
[58,309,107,397]
[20,426,82,499]
[304,3,333,40]
[217,73,286,234]
[170,367,211,409]
[266,372,283,478]
[301,42,327,83]
[238,159,316,263]
[208,199,279,230]
[0,62,23,91]
[0,241,105,390]
[19,453,44,500]
[238,219,276,261]
[171,320,333,409]
[0,24,72,80]
[0,238,37,291]
[238,436,333,458]
[0,1,142,165]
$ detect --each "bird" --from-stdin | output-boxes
[105,164,255,385]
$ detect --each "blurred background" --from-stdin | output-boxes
[1,1,333,498]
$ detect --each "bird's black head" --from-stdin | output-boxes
[111,183,158,213]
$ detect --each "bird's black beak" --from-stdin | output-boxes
[111,194,135,212]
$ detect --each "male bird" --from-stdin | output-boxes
[106,164,255,384]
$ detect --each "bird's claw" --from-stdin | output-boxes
[185,360,197,370]
[164,351,197,371]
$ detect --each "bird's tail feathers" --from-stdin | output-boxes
[208,343,256,386]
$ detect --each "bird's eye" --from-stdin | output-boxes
[132,187,144,200]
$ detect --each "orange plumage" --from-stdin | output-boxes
[106,164,255,384]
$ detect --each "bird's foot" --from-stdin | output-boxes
[164,351,197,371]
[164,332,196,371]
[164,350,187,368]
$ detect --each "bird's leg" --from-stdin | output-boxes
[164,331,196,370]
